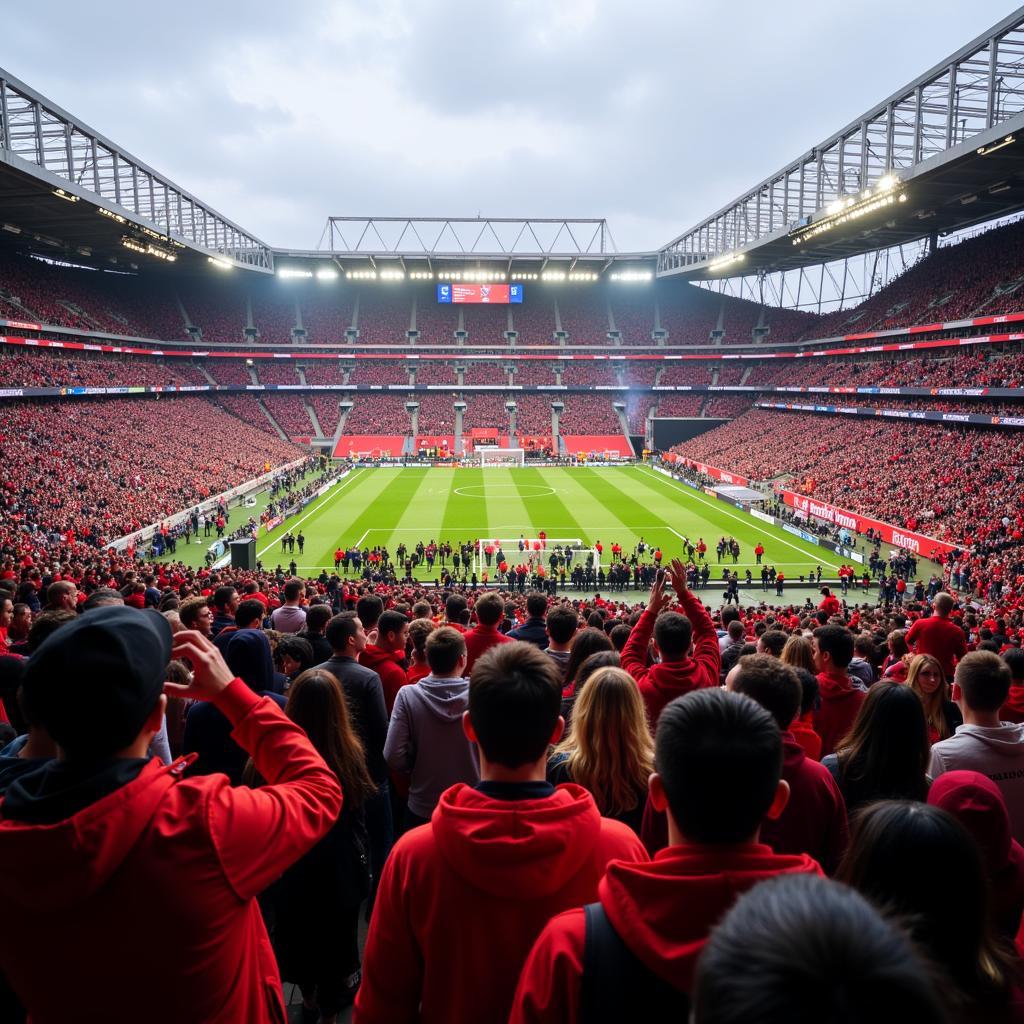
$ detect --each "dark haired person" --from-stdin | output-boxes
[905,591,967,681]
[210,585,239,636]
[464,592,513,671]
[621,559,720,730]
[511,688,822,1023]
[823,682,930,815]
[0,608,341,1023]
[840,801,1018,1020]
[271,578,306,634]
[212,598,265,655]
[812,625,864,756]
[360,609,410,713]
[443,593,469,633]
[543,604,580,676]
[691,874,947,1024]
[509,593,551,648]
[384,626,478,830]
[930,651,1024,842]
[729,655,848,873]
[357,642,644,1024]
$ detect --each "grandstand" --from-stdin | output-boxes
[6,12,1024,1021]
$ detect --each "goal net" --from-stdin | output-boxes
[474,537,600,581]
[478,447,525,468]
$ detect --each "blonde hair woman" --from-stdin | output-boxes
[547,666,654,835]
[780,634,815,675]
[906,653,962,745]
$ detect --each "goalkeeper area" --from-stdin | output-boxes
[240,464,857,583]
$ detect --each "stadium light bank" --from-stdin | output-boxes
[790,174,907,246]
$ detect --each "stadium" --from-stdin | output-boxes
[3,5,1024,1023]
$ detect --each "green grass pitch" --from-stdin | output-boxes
[248,465,842,581]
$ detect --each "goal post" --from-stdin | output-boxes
[478,447,525,468]
[474,537,600,581]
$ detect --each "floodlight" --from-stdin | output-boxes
[316,268,339,280]
[208,257,233,270]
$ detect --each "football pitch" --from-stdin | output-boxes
[252,465,842,581]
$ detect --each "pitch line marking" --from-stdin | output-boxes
[256,468,365,559]
[634,466,842,570]
[453,484,555,498]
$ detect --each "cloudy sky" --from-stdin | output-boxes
[4,1,1016,252]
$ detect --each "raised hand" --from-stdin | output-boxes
[165,629,235,701]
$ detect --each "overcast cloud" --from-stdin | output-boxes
[3,1,1016,251]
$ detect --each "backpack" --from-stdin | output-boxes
[579,903,689,1023]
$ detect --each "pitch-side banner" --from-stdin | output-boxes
[778,490,958,558]
[682,459,753,488]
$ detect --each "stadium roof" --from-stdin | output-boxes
[658,7,1024,281]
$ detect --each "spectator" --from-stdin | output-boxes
[405,618,435,684]
[928,770,1024,942]
[906,654,962,745]
[256,668,375,1022]
[788,668,823,761]
[210,585,239,637]
[212,598,264,654]
[463,592,513,672]
[509,592,550,648]
[360,609,410,714]
[930,651,1024,842]
[179,596,214,637]
[822,683,930,814]
[271,579,306,634]
[728,655,848,873]
[512,688,822,1022]
[839,801,1018,1020]
[621,560,720,730]
[811,625,864,757]
[317,613,391,902]
[45,581,78,614]
[356,642,645,1024]
[559,627,614,708]
[691,874,948,1024]
[547,666,653,835]
[1000,648,1024,724]
[780,634,816,675]
[384,626,478,830]
[273,635,315,686]
[0,609,341,1023]
[906,593,967,680]
[755,629,788,658]
[719,620,747,681]
[543,604,580,676]
[297,604,333,664]
[848,634,878,688]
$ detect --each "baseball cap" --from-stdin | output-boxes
[22,605,172,759]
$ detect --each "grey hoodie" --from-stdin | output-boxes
[929,722,1024,843]
[384,674,480,819]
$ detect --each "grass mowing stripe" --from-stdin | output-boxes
[483,468,535,542]
[515,467,588,543]
[628,466,841,570]
[378,468,452,551]
[443,467,483,541]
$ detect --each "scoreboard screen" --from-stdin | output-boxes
[437,283,523,304]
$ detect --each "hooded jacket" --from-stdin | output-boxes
[383,674,479,818]
[464,623,513,672]
[759,731,849,874]
[510,843,823,1024]
[929,721,1024,844]
[184,630,286,784]
[929,770,1024,940]
[355,781,646,1024]
[621,591,720,730]
[813,671,866,757]
[360,643,409,715]
[0,681,342,1024]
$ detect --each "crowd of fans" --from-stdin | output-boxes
[254,361,302,386]
[557,394,624,433]
[4,551,1024,1021]
[262,395,316,438]
[0,349,206,388]
[701,395,754,418]
[343,395,412,435]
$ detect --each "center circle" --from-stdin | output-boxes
[453,484,555,498]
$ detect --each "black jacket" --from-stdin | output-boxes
[507,617,549,649]
[316,655,388,782]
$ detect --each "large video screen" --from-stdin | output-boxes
[437,283,523,304]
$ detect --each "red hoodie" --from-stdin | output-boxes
[813,671,865,757]
[621,591,721,730]
[510,844,823,1023]
[759,731,849,875]
[1003,684,1024,725]
[355,782,646,1024]
[360,643,409,714]
[790,713,823,761]
[0,681,342,1024]
[464,623,513,672]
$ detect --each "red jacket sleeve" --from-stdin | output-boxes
[905,619,923,648]
[206,679,343,902]
[354,841,424,1024]
[679,589,721,687]
[510,909,586,1024]
[621,608,657,684]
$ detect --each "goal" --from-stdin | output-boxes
[478,447,525,468]
[474,537,600,581]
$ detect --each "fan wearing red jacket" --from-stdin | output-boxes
[621,559,721,730]
[812,625,865,757]
[510,688,823,1023]
[463,591,513,672]
[0,609,342,1024]
[355,642,645,1024]
[359,609,410,714]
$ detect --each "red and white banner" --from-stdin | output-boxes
[778,490,958,558]
[683,459,753,487]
